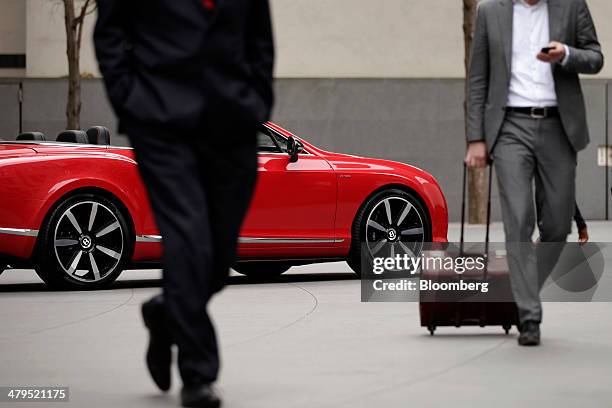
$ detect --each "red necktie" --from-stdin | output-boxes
[202,0,216,10]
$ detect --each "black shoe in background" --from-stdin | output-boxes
[181,383,222,408]
[518,320,541,346]
[141,296,173,391]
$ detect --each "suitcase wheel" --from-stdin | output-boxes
[503,324,511,335]
[428,325,436,336]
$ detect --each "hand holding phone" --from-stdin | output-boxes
[537,42,566,63]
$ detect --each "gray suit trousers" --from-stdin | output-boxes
[493,112,577,323]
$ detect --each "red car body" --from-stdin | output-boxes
[0,122,447,273]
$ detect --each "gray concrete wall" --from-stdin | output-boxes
[19,79,119,139]
[0,77,609,222]
[0,82,20,137]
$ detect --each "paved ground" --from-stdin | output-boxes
[1,222,611,407]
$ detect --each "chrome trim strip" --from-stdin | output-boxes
[136,235,163,243]
[239,237,344,244]
[134,235,343,244]
[0,140,112,148]
[0,227,39,237]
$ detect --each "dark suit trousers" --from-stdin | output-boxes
[124,119,258,384]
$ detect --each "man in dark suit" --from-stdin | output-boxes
[465,0,602,346]
[94,1,274,406]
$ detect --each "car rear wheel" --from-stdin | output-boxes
[35,194,132,290]
[233,262,291,280]
[347,188,431,277]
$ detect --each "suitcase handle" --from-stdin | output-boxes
[459,162,493,258]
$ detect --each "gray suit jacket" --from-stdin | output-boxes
[467,0,604,152]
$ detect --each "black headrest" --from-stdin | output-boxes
[85,126,111,145]
[57,130,89,144]
[16,132,46,141]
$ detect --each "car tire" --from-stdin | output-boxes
[347,188,431,277]
[35,193,132,290]
[233,262,291,280]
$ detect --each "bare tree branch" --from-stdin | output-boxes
[76,0,91,53]
[62,0,94,129]
[74,0,92,26]
[84,3,98,17]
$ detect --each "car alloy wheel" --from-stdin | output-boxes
[347,188,430,277]
[365,196,425,261]
[53,201,124,284]
[35,193,132,289]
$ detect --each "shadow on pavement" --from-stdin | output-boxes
[138,394,177,407]
[419,332,516,339]
[227,272,358,285]
[0,282,49,292]
[0,272,358,292]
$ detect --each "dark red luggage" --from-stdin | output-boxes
[419,164,519,335]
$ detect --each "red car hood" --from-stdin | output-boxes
[320,150,438,184]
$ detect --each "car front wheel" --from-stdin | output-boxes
[35,193,132,290]
[347,188,431,277]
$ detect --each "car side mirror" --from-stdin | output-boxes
[286,136,304,163]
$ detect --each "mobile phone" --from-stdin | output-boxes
[541,47,553,54]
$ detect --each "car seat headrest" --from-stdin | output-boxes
[56,130,89,144]
[16,132,46,141]
[85,126,111,145]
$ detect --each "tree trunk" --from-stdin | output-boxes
[463,0,487,224]
[63,0,81,130]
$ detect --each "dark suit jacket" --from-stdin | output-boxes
[94,0,274,131]
[467,0,604,152]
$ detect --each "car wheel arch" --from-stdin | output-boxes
[35,186,136,258]
[350,183,433,239]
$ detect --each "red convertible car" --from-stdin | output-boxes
[0,123,447,289]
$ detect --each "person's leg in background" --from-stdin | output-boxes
[533,117,577,289]
[574,203,589,244]
[125,121,222,398]
[493,113,542,344]
[536,198,587,244]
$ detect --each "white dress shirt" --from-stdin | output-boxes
[507,0,569,108]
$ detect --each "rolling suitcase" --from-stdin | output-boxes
[419,164,519,335]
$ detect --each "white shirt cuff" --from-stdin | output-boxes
[560,45,571,66]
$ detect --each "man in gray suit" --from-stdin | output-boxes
[465,0,603,345]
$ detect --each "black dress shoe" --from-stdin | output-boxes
[181,383,221,408]
[141,296,173,391]
[518,320,541,346]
